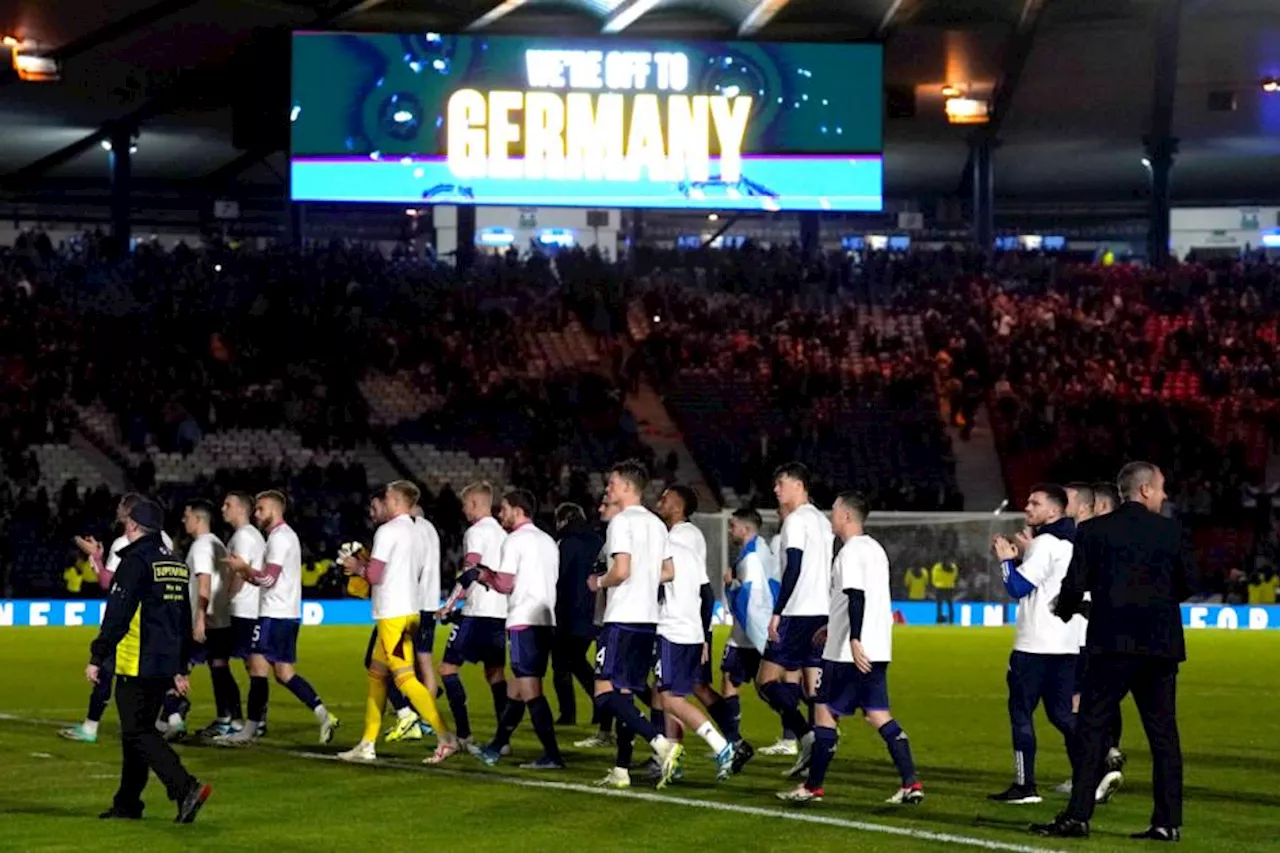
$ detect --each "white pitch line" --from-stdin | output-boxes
[0,713,1063,853]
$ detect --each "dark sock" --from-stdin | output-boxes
[761,681,811,739]
[490,680,508,723]
[527,696,563,761]
[806,696,816,727]
[782,682,803,738]
[607,692,658,742]
[443,674,471,740]
[634,685,652,709]
[488,699,526,752]
[283,675,322,711]
[87,677,112,723]
[1108,713,1123,751]
[248,676,270,724]
[616,720,635,768]
[705,698,730,740]
[386,682,409,714]
[650,706,666,735]
[721,696,742,742]
[552,673,576,723]
[806,725,839,791]
[209,667,234,719]
[879,719,918,786]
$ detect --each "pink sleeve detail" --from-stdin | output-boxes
[364,558,387,585]
[479,568,516,595]
[255,563,283,588]
[463,552,483,568]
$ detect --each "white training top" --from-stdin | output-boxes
[769,533,782,567]
[414,515,442,614]
[260,522,303,620]
[667,520,709,582]
[603,504,668,625]
[1010,531,1079,655]
[370,514,424,621]
[227,524,266,619]
[463,516,509,620]
[499,522,560,628]
[727,535,776,652]
[659,539,705,645]
[187,532,229,629]
[778,503,833,617]
[824,534,893,664]
[107,531,174,573]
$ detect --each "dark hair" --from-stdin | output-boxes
[834,490,870,523]
[1030,483,1069,512]
[609,459,650,494]
[665,484,698,518]
[1117,461,1160,501]
[226,491,254,513]
[555,502,586,528]
[185,499,215,523]
[1066,482,1095,508]
[772,461,812,493]
[503,488,537,520]
[730,507,763,530]
[118,492,144,512]
[1092,481,1119,509]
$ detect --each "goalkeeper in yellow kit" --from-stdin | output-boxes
[337,481,459,765]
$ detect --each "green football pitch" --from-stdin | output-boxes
[1,626,1277,853]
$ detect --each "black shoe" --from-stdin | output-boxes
[1130,826,1180,842]
[99,807,143,820]
[731,739,755,774]
[555,716,576,727]
[1031,814,1090,838]
[175,782,212,824]
[989,784,1043,804]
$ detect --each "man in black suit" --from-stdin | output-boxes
[551,502,604,726]
[1033,461,1195,842]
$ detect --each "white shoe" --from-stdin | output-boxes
[1054,780,1073,794]
[652,736,685,790]
[594,767,631,789]
[776,784,822,803]
[1095,770,1123,804]
[783,731,815,778]
[319,713,340,745]
[337,741,377,763]
[574,732,616,749]
[760,737,799,756]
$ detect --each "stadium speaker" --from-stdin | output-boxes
[885,85,916,119]
[231,29,291,152]
[1207,90,1238,112]
[586,210,610,227]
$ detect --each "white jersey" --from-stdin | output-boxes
[824,534,893,663]
[414,515,442,613]
[1008,527,1078,655]
[659,540,705,645]
[187,532,229,629]
[603,504,668,625]
[499,522,560,628]
[107,531,173,573]
[667,521,709,582]
[370,514,424,621]
[1072,595,1090,649]
[227,524,266,619]
[260,521,303,620]
[463,516,509,620]
[778,503,833,617]
[769,533,782,567]
[728,535,777,652]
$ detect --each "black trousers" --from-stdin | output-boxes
[114,676,196,813]
[1067,654,1182,827]
[550,631,595,722]
[935,589,955,624]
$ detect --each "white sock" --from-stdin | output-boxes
[649,733,669,753]
[397,706,416,721]
[216,716,230,724]
[314,703,329,722]
[82,720,99,736]
[168,713,184,728]
[696,721,728,754]
[240,720,259,735]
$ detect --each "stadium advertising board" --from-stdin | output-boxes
[290,33,883,211]
[2,600,1276,630]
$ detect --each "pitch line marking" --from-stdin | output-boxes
[0,714,1064,853]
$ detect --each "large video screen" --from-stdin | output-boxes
[290,33,883,212]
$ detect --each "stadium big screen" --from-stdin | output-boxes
[290,32,883,211]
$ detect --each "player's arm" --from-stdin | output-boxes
[841,555,872,673]
[476,544,517,595]
[997,536,1045,599]
[1055,534,1089,620]
[351,526,391,585]
[89,556,143,666]
[699,582,715,634]
[772,548,804,615]
[598,518,633,589]
[659,555,675,583]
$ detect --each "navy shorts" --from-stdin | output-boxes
[230,616,258,660]
[442,616,507,669]
[252,616,301,664]
[593,623,657,691]
[655,638,704,697]
[722,644,762,686]
[763,615,827,670]
[188,641,208,667]
[816,660,891,717]
[509,626,553,678]
[414,611,437,655]
[205,625,235,662]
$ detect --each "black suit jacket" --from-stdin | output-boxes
[1057,502,1195,662]
[556,521,605,639]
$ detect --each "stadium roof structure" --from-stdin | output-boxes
[2,0,1280,212]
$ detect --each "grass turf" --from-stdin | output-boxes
[0,625,1277,852]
